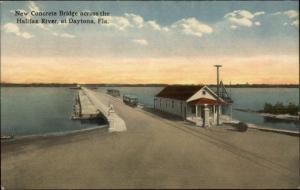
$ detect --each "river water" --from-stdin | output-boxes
[1,87,299,136]
[1,87,106,136]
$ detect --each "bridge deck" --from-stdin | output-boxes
[78,90,98,117]
[81,87,126,132]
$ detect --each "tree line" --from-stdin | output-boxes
[261,102,299,116]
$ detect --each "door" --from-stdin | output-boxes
[201,106,205,119]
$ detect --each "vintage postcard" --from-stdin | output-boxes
[1,0,299,189]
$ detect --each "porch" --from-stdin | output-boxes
[186,98,228,127]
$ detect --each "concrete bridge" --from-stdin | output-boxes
[80,87,126,132]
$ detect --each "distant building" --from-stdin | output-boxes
[107,89,120,97]
[123,94,138,107]
[154,85,227,127]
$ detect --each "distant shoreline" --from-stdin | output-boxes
[1,83,299,88]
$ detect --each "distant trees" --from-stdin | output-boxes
[262,102,299,115]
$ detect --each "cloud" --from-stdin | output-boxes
[271,12,281,16]
[10,2,75,37]
[238,10,255,19]
[3,23,19,34]
[105,13,170,33]
[147,20,161,30]
[254,11,265,16]
[57,19,70,28]
[272,10,298,18]
[10,3,51,31]
[106,13,217,39]
[171,17,213,37]
[146,20,169,32]
[284,10,298,28]
[225,10,265,28]
[228,17,252,27]
[132,39,148,46]
[125,13,144,28]
[21,32,33,39]
[106,13,168,32]
[105,14,213,39]
[273,10,299,27]
[114,17,212,37]
[105,13,144,30]
[291,19,299,27]
[35,23,50,31]
[254,21,261,26]
[25,2,52,31]
[60,33,76,38]
[230,25,238,29]
[28,1,40,12]
[162,27,170,32]
[283,10,298,19]
[106,16,131,30]
[52,32,76,38]
[3,23,33,39]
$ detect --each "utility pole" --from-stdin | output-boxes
[230,81,232,122]
[214,65,222,125]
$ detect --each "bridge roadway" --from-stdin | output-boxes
[1,89,299,189]
[78,90,98,117]
[82,87,126,132]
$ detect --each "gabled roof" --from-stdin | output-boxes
[188,98,226,105]
[155,85,204,101]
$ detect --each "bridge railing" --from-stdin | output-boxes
[81,87,127,132]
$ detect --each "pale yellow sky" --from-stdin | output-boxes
[1,55,298,84]
[1,1,299,84]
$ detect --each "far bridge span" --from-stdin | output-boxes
[79,87,127,132]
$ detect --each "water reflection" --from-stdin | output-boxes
[263,116,299,126]
[80,117,108,125]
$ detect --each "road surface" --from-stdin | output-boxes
[1,90,299,189]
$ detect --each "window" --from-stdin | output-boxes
[202,91,206,95]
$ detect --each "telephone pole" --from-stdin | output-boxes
[214,65,222,126]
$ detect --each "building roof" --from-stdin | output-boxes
[155,85,204,101]
[123,94,138,99]
[188,98,226,105]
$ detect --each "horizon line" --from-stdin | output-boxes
[1,82,299,86]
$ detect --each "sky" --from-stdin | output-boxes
[1,1,299,84]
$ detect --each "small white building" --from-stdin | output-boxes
[154,85,227,127]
